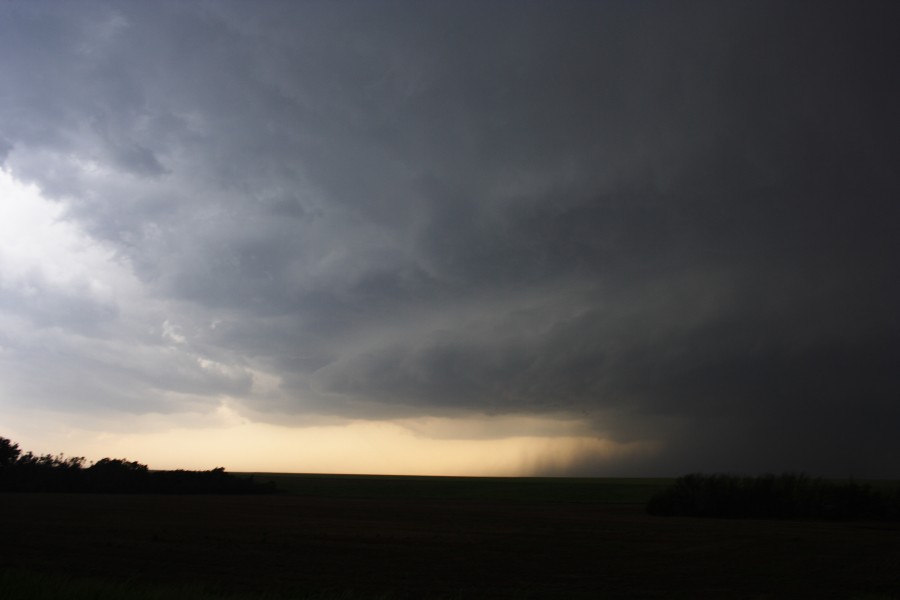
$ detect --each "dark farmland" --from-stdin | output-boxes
[1,476,899,599]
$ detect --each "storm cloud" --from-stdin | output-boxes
[1,0,898,476]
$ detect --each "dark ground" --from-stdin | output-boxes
[1,478,899,599]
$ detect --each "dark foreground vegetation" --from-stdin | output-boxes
[0,437,275,494]
[647,473,900,521]
[2,488,899,599]
[2,436,899,598]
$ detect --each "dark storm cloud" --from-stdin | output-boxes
[1,0,898,475]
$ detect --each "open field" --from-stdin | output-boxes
[1,476,899,599]
[247,473,672,503]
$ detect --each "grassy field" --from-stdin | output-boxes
[1,475,899,599]
[246,472,672,503]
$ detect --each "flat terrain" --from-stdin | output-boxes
[1,476,898,599]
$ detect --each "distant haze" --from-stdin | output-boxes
[1,1,898,477]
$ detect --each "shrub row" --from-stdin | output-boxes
[646,473,900,520]
[0,437,276,494]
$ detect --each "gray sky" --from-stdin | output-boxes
[1,0,898,476]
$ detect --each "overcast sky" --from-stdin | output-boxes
[1,0,898,476]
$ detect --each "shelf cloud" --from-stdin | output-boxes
[1,0,898,476]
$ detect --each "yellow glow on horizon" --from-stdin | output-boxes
[5,413,659,477]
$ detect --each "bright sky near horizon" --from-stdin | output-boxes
[1,1,898,477]
[0,167,656,475]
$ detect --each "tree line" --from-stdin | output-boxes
[0,436,277,494]
[647,472,900,521]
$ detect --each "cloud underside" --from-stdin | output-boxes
[0,0,898,475]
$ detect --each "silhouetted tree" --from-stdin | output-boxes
[0,437,21,467]
[0,435,277,494]
[87,458,150,492]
